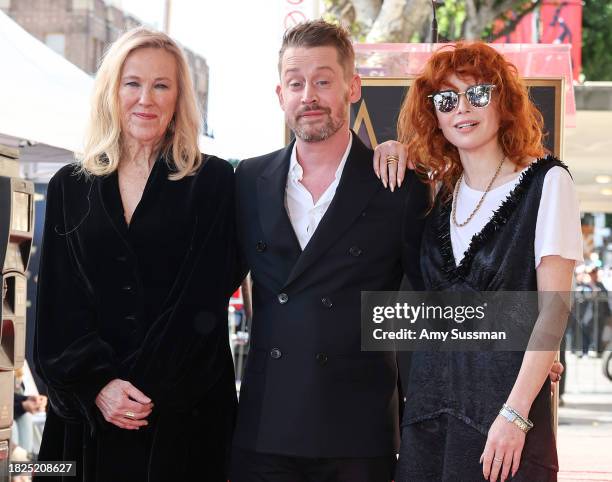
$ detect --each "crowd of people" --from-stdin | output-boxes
[573,265,612,356]
[26,19,581,482]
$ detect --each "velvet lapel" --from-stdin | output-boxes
[256,141,303,261]
[283,134,380,289]
[97,172,132,244]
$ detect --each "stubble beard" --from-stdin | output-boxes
[289,94,349,143]
[290,111,345,143]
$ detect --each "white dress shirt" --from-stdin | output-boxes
[285,133,353,250]
[451,165,583,268]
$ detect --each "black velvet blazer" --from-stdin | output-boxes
[34,155,238,482]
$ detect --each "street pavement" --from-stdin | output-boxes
[558,353,612,481]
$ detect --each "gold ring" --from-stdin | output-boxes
[124,411,136,419]
[386,155,399,164]
[493,457,503,463]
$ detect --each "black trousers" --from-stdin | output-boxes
[230,446,396,482]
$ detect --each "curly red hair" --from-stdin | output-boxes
[398,41,545,201]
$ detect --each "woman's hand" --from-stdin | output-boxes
[549,360,564,382]
[480,415,526,481]
[373,141,413,191]
[95,379,153,430]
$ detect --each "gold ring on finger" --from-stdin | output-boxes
[386,155,399,164]
[493,457,503,463]
[125,411,136,419]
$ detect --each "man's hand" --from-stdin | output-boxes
[95,379,153,430]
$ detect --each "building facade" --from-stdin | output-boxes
[1,0,209,133]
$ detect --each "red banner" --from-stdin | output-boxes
[492,1,582,81]
[539,0,582,81]
[493,12,536,44]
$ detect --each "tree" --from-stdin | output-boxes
[582,0,612,80]
[323,0,542,42]
[323,0,430,42]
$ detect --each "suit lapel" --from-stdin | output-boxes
[256,142,302,260]
[283,134,380,288]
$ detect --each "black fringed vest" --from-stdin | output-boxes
[403,156,568,470]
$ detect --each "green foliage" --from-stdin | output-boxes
[430,0,538,41]
[582,0,612,80]
[323,0,612,77]
[436,0,467,40]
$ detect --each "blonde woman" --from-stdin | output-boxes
[34,28,237,481]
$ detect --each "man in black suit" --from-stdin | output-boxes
[231,20,428,482]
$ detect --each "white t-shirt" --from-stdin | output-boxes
[451,165,583,268]
[285,133,353,250]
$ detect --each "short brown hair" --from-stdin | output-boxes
[278,20,355,78]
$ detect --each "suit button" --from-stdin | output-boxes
[116,255,128,262]
[349,246,362,257]
[315,353,328,365]
[321,297,333,308]
[256,241,267,252]
[278,293,289,304]
[122,285,133,292]
[270,348,282,359]
[125,314,136,322]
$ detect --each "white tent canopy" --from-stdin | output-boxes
[0,10,93,153]
[0,10,216,181]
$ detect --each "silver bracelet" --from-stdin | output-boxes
[499,403,534,433]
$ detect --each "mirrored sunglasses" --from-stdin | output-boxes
[427,84,496,113]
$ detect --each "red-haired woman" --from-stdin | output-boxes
[376,42,582,481]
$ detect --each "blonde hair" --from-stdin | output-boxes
[80,27,202,180]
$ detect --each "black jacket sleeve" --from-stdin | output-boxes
[34,171,118,435]
[401,172,429,291]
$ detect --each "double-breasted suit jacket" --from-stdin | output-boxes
[233,134,428,458]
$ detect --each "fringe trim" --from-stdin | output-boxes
[438,155,568,282]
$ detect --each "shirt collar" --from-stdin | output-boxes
[289,131,353,183]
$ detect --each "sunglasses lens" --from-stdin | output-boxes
[433,92,458,113]
[467,85,493,108]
